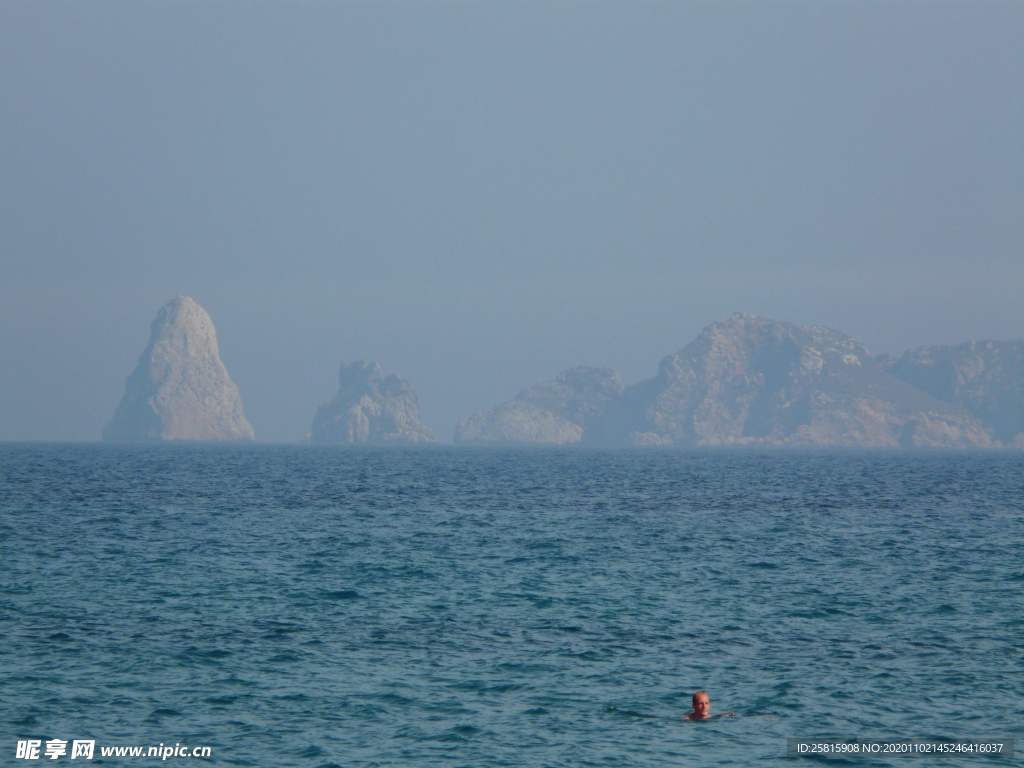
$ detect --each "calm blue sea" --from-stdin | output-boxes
[1,445,1022,767]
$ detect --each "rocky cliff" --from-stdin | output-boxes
[309,361,436,444]
[454,366,623,444]
[103,296,255,442]
[458,314,1004,448]
[885,341,1024,446]
[593,314,991,448]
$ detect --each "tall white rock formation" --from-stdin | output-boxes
[103,296,255,442]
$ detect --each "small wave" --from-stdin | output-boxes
[607,706,658,719]
[206,695,248,705]
[267,652,300,663]
[146,708,184,718]
[319,589,361,600]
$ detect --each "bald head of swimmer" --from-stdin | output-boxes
[685,691,711,719]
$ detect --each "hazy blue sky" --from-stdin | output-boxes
[1,1,1021,443]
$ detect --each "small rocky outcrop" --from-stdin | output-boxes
[103,296,255,442]
[591,314,992,448]
[454,366,624,444]
[885,341,1024,446]
[309,361,436,444]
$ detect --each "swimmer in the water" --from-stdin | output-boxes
[684,690,711,719]
[684,691,734,720]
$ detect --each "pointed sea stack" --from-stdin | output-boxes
[309,360,437,444]
[103,296,255,442]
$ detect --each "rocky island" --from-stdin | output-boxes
[308,360,436,444]
[594,314,991,448]
[456,314,1018,448]
[454,366,623,444]
[103,296,255,442]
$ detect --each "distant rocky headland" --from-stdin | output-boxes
[308,360,436,444]
[456,314,1023,449]
[103,296,255,442]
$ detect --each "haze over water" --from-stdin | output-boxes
[1,2,1021,443]
[2,445,1021,766]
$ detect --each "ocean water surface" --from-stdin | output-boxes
[1,445,1021,766]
